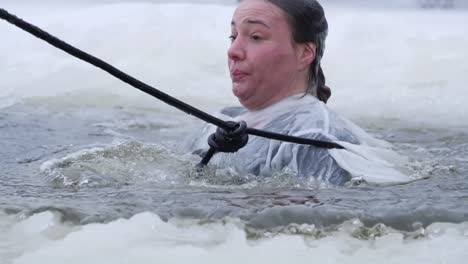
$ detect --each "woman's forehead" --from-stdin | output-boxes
[232,0,287,28]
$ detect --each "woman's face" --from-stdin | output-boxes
[228,0,309,110]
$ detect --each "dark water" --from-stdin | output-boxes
[1,102,467,235]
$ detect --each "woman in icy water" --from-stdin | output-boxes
[189,0,409,186]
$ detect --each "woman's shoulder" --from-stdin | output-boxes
[266,96,362,144]
[215,96,369,145]
[325,109,361,144]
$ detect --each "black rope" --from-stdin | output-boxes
[0,8,228,130]
[0,8,344,165]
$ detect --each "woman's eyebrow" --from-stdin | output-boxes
[231,19,271,29]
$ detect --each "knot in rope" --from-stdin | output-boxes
[208,121,249,153]
[197,121,249,168]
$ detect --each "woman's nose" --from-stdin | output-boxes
[228,37,246,61]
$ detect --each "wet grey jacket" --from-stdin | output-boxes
[188,95,408,185]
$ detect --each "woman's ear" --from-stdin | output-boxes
[297,43,316,71]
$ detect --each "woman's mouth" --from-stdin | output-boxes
[231,70,249,82]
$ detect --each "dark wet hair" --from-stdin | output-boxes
[264,0,331,103]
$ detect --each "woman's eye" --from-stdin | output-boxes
[251,35,262,41]
[229,35,236,42]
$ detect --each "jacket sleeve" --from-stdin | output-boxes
[293,142,352,186]
[268,132,352,186]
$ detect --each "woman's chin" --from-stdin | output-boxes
[232,84,249,100]
[233,84,259,109]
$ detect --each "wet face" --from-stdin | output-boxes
[228,0,314,110]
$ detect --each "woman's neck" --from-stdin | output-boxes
[247,75,308,111]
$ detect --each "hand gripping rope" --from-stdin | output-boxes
[0,8,344,168]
